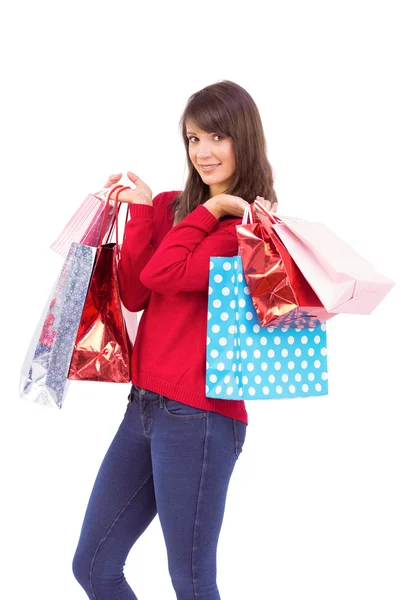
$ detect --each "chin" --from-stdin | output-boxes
[200,173,225,182]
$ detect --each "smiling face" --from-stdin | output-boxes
[185,119,236,198]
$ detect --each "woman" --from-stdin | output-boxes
[72,80,278,600]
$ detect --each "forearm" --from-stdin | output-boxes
[140,205,239,294]
[117,204,155,311]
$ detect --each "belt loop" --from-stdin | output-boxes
[159,394,164,408]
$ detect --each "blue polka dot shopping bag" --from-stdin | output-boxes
[206,255,328,400]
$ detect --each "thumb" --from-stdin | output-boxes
[127,171,143,186]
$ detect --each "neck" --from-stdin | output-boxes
[209,184,229,198]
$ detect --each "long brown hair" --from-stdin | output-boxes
[172,80,278,224]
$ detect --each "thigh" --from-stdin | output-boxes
[151,400,246,585]
[73,392,157,571]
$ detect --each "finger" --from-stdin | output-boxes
[105,174,122,186]
[103,173,122,188]
[127,171,143,186]
[232,206,246,218]
[264,200,272,211]
[271,202,278,213]
[255,197,272,211]
[236,199,249,217]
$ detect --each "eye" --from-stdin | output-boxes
[187,134,225,143]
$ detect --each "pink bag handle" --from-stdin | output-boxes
[253,200,282,224]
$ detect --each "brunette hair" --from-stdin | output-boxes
[172,80,278,224]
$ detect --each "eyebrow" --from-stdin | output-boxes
[186,131,217,136]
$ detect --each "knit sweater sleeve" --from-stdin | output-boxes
[140,205,239,294]
[117,192,164,312]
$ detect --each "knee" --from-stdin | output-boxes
[72,546,126,599]
[72,547,91,590]
[170,575,194,599]
[170,568,217,599]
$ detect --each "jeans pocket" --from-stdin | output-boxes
[232,419,247,458]
[163,398,207,420]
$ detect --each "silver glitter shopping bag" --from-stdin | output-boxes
[19,243,97,408]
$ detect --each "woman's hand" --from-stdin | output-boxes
[204,194,278,219]
[103,171,153,205]
[204,194,249,219]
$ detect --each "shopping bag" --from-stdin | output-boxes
[67,191,132,383]
[20,243,97,408]
[236,204,337,328]
[256,204,395,314]
[50,189,115,258]
[206,255,328,401]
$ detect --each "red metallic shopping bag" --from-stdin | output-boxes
[236,203,337,328]
[68,187,132,382]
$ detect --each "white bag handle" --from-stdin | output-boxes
[242,204,254,225]
[93,188,108,198]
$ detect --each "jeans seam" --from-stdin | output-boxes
[88,471,153,599]
[233,419,239,457]
[191,413,210,599]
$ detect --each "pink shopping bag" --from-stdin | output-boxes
[51,189,115,258]
[254,203,395,314]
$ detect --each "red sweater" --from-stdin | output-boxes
[117,190,248,425]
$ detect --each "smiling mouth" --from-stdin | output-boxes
[200,164,221,171]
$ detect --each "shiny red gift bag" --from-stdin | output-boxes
[236,203,337,328]
[68,187,132,382]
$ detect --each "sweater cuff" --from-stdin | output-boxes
[182,204,219,232]
[129,203,154,219]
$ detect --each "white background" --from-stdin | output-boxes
[1,1,399,599]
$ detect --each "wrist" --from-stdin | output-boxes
[204,198,223,219]
[116,188,152,205]
[130,197,153,206]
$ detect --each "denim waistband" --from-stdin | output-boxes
[130,384,165,408]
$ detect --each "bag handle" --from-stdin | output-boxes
[242,201,278,225]
[114,187,131,261]
[253,200,282,224]
[242,203,256,225]
[98,185,124,246]
[93,188,109,198]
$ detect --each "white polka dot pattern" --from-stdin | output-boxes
[206,256,328,400]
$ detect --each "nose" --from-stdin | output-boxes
[196,139,215,159]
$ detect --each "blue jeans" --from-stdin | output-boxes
[72,385,247,599]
